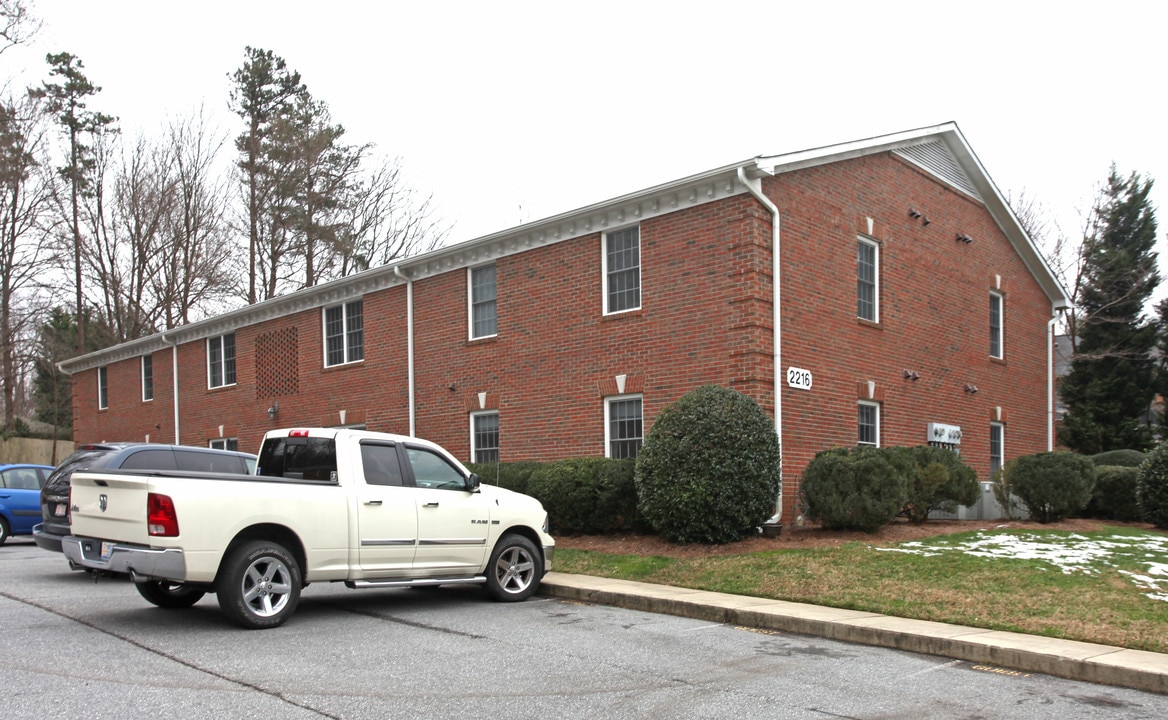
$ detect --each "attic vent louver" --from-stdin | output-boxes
[894,141,981,201]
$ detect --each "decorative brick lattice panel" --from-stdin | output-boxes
[256,327,299,399]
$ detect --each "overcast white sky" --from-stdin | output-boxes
[6,1,1166,290]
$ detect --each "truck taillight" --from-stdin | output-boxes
[147,493,180,537]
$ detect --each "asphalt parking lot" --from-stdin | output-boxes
[3,538,1167,719]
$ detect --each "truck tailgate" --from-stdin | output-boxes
[69,471,153,545]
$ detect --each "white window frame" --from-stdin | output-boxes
[858,400,880,447]
[468,264,498,340]
[604,393,644,459]
[470,411,500,464]
[207,333,236,389]
[602,226,641,315]
[210,438,239,452]
[97,366,108,410]
[323,299,364,367]
[990,291,1004,359]
[141,354,153,402]
[990,422,1005,477]
[857,236,879,323]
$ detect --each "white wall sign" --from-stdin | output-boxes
[786,367,812,390]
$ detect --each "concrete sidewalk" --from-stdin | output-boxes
[539,571,1168,695]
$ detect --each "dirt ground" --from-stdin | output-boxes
[554,518,1165,559]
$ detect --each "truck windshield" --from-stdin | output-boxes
[257,436,339,482]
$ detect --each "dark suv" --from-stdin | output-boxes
[33,443,256,554]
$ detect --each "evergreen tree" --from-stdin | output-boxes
[32,52,116,352]
[1058,168,1160,453]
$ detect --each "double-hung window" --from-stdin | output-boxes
[471,412,500,463]
[208,333,236,388]
[325,300,364,367]
[606,395,643,459]
[990,291,1004,359]
[857,237,879,322]
[604,227,641,314]
[141,354,153,401]
[858,401,880,447]
[990,423,1004,477]
[469,265,497,339]
[97,366,109,410]
[210,438,239,452]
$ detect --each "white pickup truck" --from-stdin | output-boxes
[62,428,554,629]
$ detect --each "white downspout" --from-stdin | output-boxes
[1047,312,1058,451]
[162,332,180,444]
[737,166,783,519]
[393,266,416,436]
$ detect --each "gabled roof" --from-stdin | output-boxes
[60,122,1069,373]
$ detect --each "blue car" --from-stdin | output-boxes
[0,463,54,544]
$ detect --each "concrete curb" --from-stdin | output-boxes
[539,572,1168,695]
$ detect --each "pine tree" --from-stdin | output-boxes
[1058,168,1160,453]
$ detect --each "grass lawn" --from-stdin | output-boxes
[555,526,1168,653]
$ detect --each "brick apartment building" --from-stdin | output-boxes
[61,122,1069,523]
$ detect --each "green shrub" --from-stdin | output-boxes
[1004,452,1094,523]
[635,385,781,544]
[1084,465,1142,521]
[1137,440,1168,528]
[467,460,544,495]
[800,446,910,532]
[1089,449,1147,468]
[897,446,980,524]
[526,457,639,535]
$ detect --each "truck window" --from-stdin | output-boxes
[405,447,466,490]
[360,443,404,486]
[257,437,338,482]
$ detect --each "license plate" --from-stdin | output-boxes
[101,542,114,561]
[53,504,67,517]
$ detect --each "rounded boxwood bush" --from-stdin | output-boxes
[1137,440,1168,529]
[800,446,911,532]
[1085,465,1142,521]
[898,445,980,524]
[1004,451,1094,523]
[527,457,638,535]
[634,385,781,544]
[1089,449,1147,468]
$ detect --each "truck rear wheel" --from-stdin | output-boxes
[216,540,301,629]
[485,533,541,602]
[136,580,206,609]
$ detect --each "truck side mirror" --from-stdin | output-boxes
[466,473,481,493]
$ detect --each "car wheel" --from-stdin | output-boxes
[136,580,206,609]
[485,533,541,602]
[0,517,9,545]
[216,540,301,629]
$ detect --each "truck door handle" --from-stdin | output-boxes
[365,500,383,506]
[424,502,439,508]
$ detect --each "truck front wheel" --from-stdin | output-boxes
[485,533,541,602]
[136,580,206,609]
[216,540,301,629]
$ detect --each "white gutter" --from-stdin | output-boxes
[1047,312,1058,451]
[393,266,416,436]
[737,166,783,519]
[162,332,180,444]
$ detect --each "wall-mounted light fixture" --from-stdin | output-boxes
[963,384,978,394]
[267,400,279,420]
[956,233,973,244]
[908,208,922,219]
[903,369,920,381]
[921,216,932,226]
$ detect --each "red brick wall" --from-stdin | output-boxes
[72,150,1054,524]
